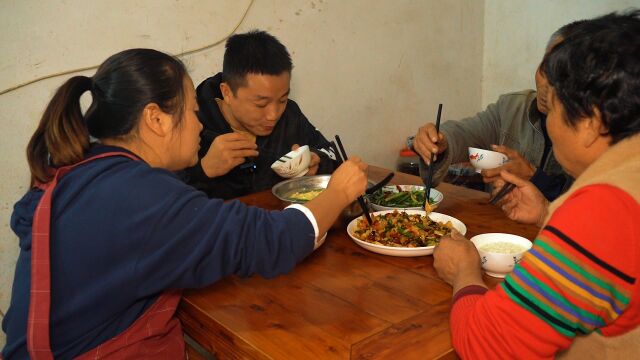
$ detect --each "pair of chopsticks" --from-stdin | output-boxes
[489,183,516,205]
[334,135,374,225]
[423,104,443,210]
[365,172,395,195]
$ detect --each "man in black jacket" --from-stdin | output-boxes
[182,30,338,199]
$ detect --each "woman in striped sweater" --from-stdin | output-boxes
[433,10,640,359]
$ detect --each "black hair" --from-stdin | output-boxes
[222,30,293,94]
[87,49,186,138]
[541,9,640,144]
[546,20,589,52]
[27,48,187,184]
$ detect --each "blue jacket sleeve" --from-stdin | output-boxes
[128,169,316,296]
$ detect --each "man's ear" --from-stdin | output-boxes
[140,103,172,137]
[220,82,233,104]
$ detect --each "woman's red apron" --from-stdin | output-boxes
[27,152,185,359]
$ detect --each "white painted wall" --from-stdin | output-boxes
[0,0,483,345]
[482,0,640,107]
[0,0,636,348]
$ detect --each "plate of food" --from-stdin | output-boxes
[346,209,466,257]
[366,185,443,211]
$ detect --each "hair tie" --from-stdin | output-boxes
[89,77,103,99]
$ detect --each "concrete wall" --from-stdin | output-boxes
[482,0,639,107]
[0,0,483,345]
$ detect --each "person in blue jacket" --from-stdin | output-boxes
[2,48,368,359]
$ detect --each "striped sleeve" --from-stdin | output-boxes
[500,184,638,338]
[450,184,639,359]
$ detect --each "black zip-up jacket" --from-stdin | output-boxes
[181,73,338,199]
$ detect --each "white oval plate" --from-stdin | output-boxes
[346,210,466,257]
[368,185,443,211]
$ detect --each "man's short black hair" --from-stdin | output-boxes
[222,30,293,94]
[541,9,640,144]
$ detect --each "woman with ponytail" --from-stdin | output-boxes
[2,49,368,359]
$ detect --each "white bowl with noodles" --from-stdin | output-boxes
[470,233,532,278]
[346,210,467,257]
[367,185,444,211]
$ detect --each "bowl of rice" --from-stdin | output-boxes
[470,233,532,278]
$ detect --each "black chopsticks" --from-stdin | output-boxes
[489,183,516,205]
[365,172,395,195]
[334,135,373,225]
[424,104,443,210]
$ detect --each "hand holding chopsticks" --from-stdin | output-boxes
[424,104,443,212]
[334,135,373,225]
[488,170,550,226]
[488,183,516,205]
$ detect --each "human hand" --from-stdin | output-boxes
[497,170,549,226]
[481,145,536,184]
[292,144,320,175]
[200,133,259,178]
[305,157,368,237]
[433,230,484,293]
[326,156,368,206]
[489,178,507,198]
[413,123,448,164]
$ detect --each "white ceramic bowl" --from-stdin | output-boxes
[367,185,443,211]
[346,210,467,257]
[470,233,533,278]
[271,145,311,178]
[314,233,328,250]
[468,147,509,173]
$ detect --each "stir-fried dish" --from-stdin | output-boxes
[368,187,436,208]
[287,188,323,202]
[353,210,453,247]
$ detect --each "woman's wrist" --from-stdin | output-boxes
[320,187,352,210]
[451,267,486,295]
[536,199,550,227]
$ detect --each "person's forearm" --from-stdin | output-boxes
[536,202,550,228]
[451,267,487,295]
[303,187,352,236]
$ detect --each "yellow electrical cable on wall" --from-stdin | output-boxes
[0,0,254,96]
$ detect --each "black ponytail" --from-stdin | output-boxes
[27,76,92,184]
[26,49,187,184]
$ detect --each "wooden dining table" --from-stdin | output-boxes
[177,166,540,359]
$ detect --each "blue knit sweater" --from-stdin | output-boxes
[2,145,315,359]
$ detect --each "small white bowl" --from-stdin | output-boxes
[314,232,328,250]
[468,147,509,173]
[271,145,311,178]
[470,233,532,278]
[367,185,443,211]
